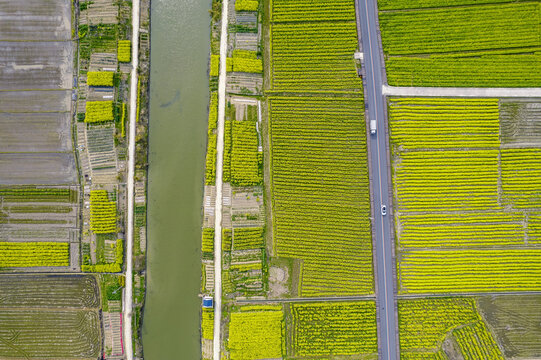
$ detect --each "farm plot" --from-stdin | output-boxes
[0,0,71,41]
[226,305,284,360]
[270,22,360,92]
[398,298,502,359]
[270,0,356,22]
[0,309,100,359]
[291,301,377,357]
[478,295,541,358]
[89,190,117,234]
[501,148,541,209]
[389,97,541,294]
[0,187,79,248]
[0,242,69,267]
[500,100,541,145]
[0,275,99,308]
[0,113,71,153]
[86,124,118,183]
[269,96,372,296]
[378,0,516,10]
[0,0,76,186]
[380,3,541,86]
[0,40,72,91]
[0,153,77,185]
[223,104,262,186]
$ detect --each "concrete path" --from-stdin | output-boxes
[383,85,541,98]
[213,1,229,359]
[122,0,140,358]
[357,0,399,359]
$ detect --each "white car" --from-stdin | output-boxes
[381,205,387,216]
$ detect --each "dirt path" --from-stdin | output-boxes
[123,0,140,358]
[213,1,229,359]
[383,85,541,97]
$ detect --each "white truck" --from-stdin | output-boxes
[370,119,377,135]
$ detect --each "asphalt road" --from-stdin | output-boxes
[356,0,398,359]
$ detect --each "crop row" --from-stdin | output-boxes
[233,227,263,250]
[85,101,114,123]
[394,150,500,212]
[205,92,218,185]
[388,97,500,150]
[0,309,100,358]
[89,190,117,234]
[202,228,214,253]
[501,148,541,209]
[378,0,515,10]
[269,96,372,296]
[453,321,504,360]
[398,212,525,248]
[380,3,541,55]
[224,119,262,186]
[399,298,479,351]
[399,249,541,293]
[0,187,77,203]
[0,242,69,267]
[292,302,377,356]
[87,71,114,87]
[201,308,214,341]
[227,306,284,360]
[270,0,355,22]
[0,275,99,308]
[117,40,131,63]
[386,54,541,87]
[270,22,360,92]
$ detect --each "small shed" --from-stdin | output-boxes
[202,296,214,309]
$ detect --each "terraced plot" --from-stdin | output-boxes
[380,2,541,86]
[389,98,541,294]
[269,96,372,296]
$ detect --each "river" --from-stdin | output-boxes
[142,0,210,358]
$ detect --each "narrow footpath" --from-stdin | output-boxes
[383,85,541,97]
[123,0,141,358]
[213,1,229,359]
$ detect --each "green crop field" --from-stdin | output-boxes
[399,298,503,359]
[380,2,541,86]
[270,0,356,22]
[226,119,262,186]
[0,186,77,203]
[270,22,360,92]
[233,227,264,250]
[89,190,117,234]
[269,96,372,296]
[227,305,284,360]
[0,242,69,267]
[0,275,101,359]
[291,302,377,357]
[389,98,541,294]
[379,0,516,10]
[205,92,218,185]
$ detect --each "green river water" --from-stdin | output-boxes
[142,0,210,358]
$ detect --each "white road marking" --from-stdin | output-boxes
[363,0,392,357]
